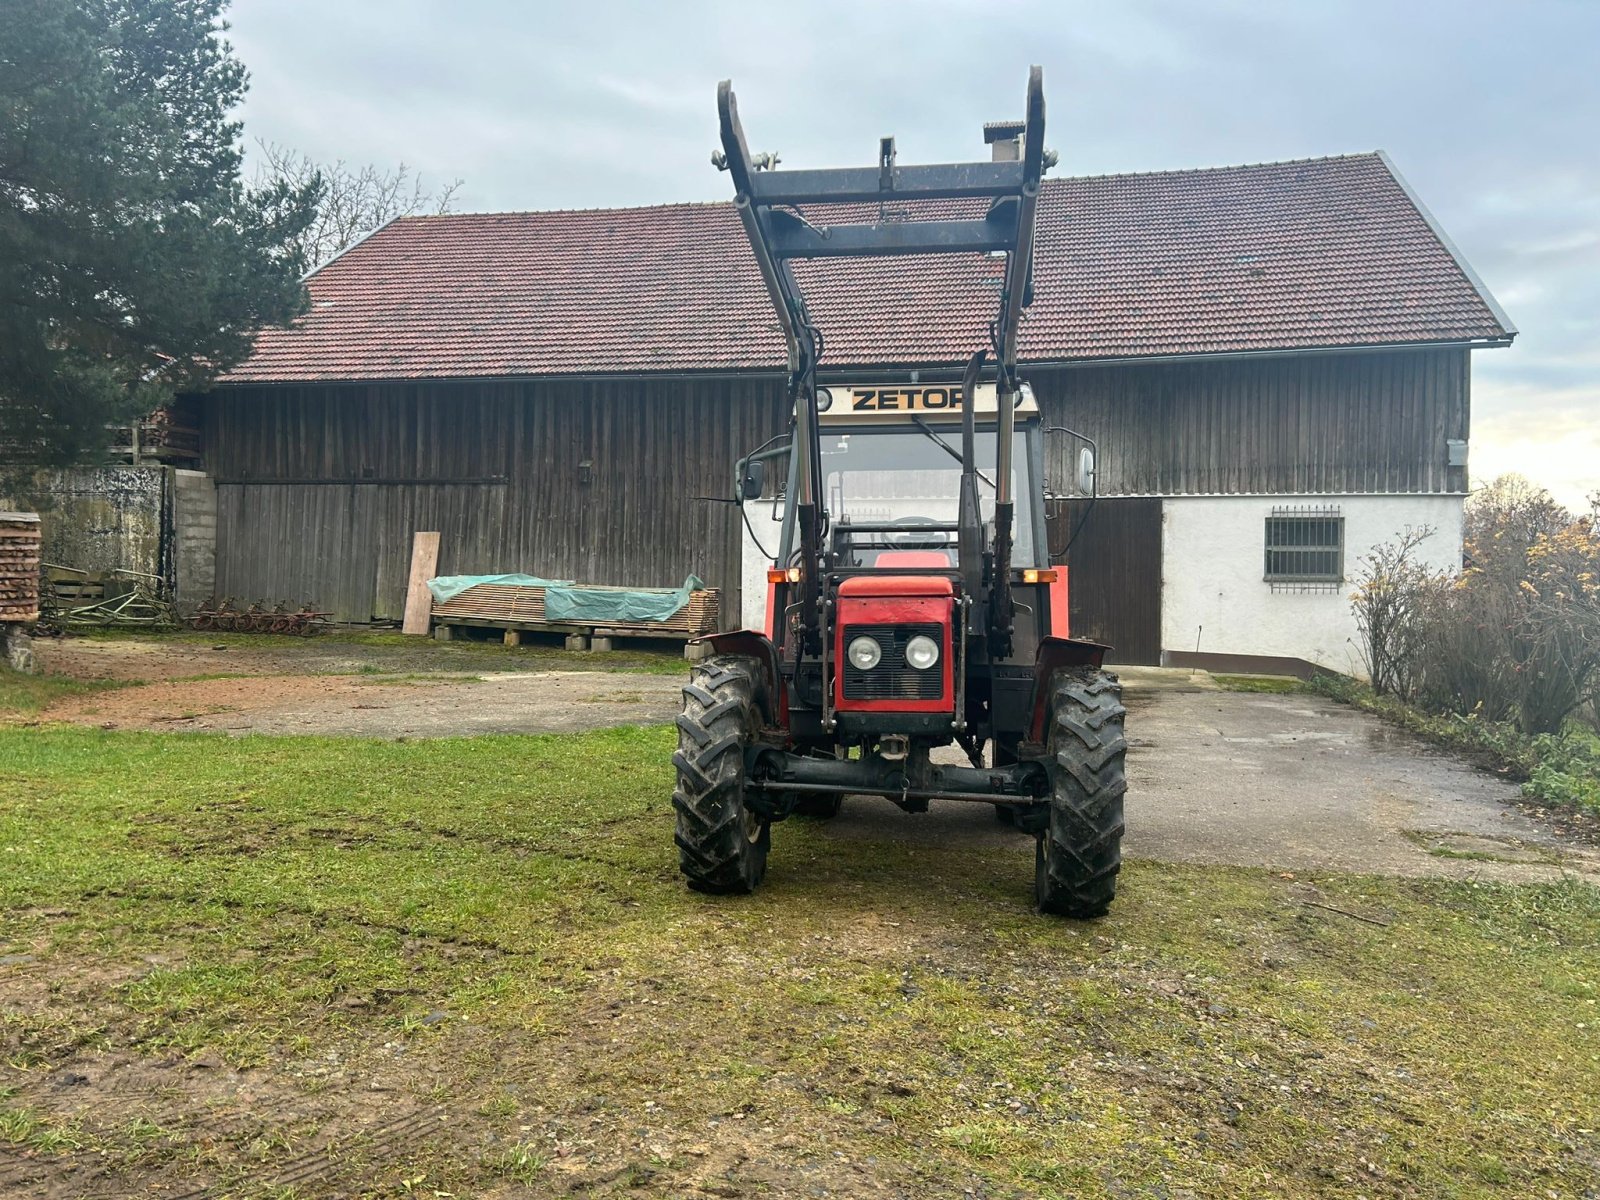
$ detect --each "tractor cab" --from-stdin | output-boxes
[816,382,1046,575]
[753,380,1063,744]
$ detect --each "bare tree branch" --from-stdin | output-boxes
[253,141,464,269]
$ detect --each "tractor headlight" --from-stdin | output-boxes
[847,636,882,671]
[904,634,940,670]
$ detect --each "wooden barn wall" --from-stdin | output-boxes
[202,348,1468,623]
[204,378,788,623]
[1031,348,1470,497]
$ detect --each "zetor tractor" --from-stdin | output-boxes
[674,67,1127,917]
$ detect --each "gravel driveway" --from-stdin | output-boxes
[822,667,1600,884]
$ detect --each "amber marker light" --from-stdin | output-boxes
[768,567,801,583]
[1021,568,1058,584]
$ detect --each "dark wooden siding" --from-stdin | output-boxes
[1047,498,1163,665]
[204,378,787,623]
[201,347,1469,623]
[1033,348,1470,497]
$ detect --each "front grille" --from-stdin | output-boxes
[842,623,945,700]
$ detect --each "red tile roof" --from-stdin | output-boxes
[220,152,1511,385]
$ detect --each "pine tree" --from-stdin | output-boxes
[0,0,319,465]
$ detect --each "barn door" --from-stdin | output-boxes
[1048,497,1162,665]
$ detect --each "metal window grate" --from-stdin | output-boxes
[1264,507,1343,587]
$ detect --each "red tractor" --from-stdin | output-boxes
[675,67,1126,917]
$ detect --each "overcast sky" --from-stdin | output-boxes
[227,0,1598,510]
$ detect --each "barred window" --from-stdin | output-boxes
[1264,508,1343,587]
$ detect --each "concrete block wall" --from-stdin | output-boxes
[170,469,216,612]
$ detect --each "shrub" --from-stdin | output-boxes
[1356,477,1600,736]
[1350,525,1437,701]
[1453,477,1600,735]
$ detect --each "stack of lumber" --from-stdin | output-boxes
[433,582,719,638]
[0,513,41,624]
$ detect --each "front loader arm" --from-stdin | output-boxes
[715,68,1049,658]
[987,66,1046,657]
[718,82,826,654]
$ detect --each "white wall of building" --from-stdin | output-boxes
[740,498,786,630]
[1161,494,1465,675]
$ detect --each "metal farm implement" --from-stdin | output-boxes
[41,565,178,630]
[190,598,333,636]
[671,67,1127,918]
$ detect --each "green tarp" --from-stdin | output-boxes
[427,574,705,624]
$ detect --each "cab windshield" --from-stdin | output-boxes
[818,425,1039,568]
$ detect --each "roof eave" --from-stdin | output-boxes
[1376,150,1517,338]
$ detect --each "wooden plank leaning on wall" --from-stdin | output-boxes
[402,531,441,636]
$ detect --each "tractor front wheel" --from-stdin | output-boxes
[1035,668,1127,918]
[672,655,770,894]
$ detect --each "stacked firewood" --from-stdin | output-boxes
[0,513,41,624]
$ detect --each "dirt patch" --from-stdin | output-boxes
[16,633,689,737]
[31,635,254,683]
[37,673,432,726]
[31,670,685,737]
[31,630,688,685]
[0,1042,459,1199]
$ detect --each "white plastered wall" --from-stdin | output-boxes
[740,498,786,630]
[1161,494,1465,676]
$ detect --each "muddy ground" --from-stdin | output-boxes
[4,635,1599,1198]
[26,633,688,737]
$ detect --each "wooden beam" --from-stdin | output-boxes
[402,531,441,636]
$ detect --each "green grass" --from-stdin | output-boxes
[0,670,128,717]
[1213,673,1309,694]
[0,725,1597,1197]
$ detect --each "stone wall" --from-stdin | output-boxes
[1,465,219,615]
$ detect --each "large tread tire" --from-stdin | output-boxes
[1035,668,1127,918]
[672,655,770,894]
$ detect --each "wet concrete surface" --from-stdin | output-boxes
[817,668,1600,883]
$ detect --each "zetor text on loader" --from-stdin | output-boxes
[674,67,1127,917]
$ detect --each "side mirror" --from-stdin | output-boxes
[1044,424,1099,498]
[737,458,766,503]
[1076,446,1096,496]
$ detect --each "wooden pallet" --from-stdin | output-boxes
[432,583,718,639]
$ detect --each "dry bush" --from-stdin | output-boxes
[1367,476,1600,736]
[1351,525,1438,700]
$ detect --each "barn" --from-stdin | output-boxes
[196,150,1512,674]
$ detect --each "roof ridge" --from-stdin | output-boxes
[394,197,731,223]
[383,152,1388,225]
[1055,150,1383,185]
